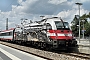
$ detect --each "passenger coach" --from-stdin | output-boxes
[0,28,15,41]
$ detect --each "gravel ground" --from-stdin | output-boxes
[0,41,89,60]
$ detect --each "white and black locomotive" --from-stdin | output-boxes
[0,17,77,50]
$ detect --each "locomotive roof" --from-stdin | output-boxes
[40,17,65,22]
[30,22,41,26]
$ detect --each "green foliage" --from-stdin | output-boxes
[84,22,90,36]
[71,16,79,37]
[71,12,90,37]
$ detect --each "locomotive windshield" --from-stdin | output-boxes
[55,21,70,30]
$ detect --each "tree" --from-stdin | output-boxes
[84,22,90,36]
[71,15,79,37]
[87,12,90,18]
[71,12,90,37]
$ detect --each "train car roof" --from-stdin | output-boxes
[0,28,15,33]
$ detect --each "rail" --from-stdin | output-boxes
[0,41,90,60]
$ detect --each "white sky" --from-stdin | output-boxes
[0,0,90,30]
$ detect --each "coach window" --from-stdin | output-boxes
[6,32,8,36]
[9,32,12,35]
[6,32,11,36]
[5,32,7,36]
[1,33,3,36]
[1,33,5,36]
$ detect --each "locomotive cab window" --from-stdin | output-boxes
[64,22,70,30]
[55,21,70,30]
[55,21,64,29]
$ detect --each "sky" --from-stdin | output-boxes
[0,0,90,30]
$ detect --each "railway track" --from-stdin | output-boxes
[67,53,90,59]
[64,52,90,59]
[0,41,90,60]
[52,49,90,60]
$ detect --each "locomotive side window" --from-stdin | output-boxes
[46,23,52,30]
[43,23,52,30]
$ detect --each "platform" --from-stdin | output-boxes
[76,39,90,54]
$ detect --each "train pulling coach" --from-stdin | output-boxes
[0,17,77,50]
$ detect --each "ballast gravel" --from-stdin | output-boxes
[0,41,89,60]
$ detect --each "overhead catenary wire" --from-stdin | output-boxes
[2,0,22,19]
[4,0,15,12]
[0,0,23,30]
[1,0,15,18]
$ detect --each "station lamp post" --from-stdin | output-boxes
[6,18,8,30]
[82,20,85,39]
[75,2,83,43]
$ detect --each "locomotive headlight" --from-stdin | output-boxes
[68,33,72,36]
[47,32,56,36]
[66,42,68,44]
[51,33,56,36]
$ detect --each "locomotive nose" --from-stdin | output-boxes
[61,30,64,32]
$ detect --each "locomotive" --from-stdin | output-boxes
[0,17,77,50]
